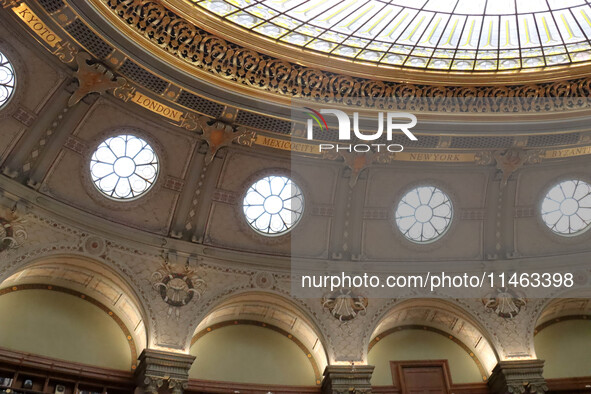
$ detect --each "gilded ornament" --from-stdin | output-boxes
[69,52,126,107]
[101,0,591,108]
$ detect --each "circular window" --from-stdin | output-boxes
[395,186,453,243]
[0,51,16,109]
[90,134,159,200]
[243,175,304,236]
[541,180,591,236]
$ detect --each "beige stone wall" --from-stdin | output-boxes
[188,324,316,385]
[535,320,591,378]
[0,289,132,370]
[368,329,483,385]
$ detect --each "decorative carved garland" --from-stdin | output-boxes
[102,0,591,110]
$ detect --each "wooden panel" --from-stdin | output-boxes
[546,376,591,393]
[186,379,320,394]
[0,347,133,394]
[402,366,447,394]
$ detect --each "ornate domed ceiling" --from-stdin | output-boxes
[193,0,591,71]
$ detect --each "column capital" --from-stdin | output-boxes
[135,349,196,394]
[487,359,548,394]
[322,365,374,394]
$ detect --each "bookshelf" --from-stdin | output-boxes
[0,348,134,394]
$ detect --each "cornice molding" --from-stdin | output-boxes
[98,0,591,106]
[8,1,591,161]
[159,0,591,85]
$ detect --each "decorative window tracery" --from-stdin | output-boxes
[541,179,591,236]
[395,185,453,243]
[243,175,304,235]
[0,51,15,108]
[90,134,159,200]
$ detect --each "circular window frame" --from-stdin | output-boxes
[390,181,456,248]
[538,175,591,240]
[83,128,166,208]
[237,168,309,242]
[0,41,25,118]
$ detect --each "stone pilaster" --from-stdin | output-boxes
[134,349,196,394]
[321,365,374,394]
[487,360,548,394]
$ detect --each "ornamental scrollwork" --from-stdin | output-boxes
[201,120,251,164]
[494,149,529,188]
[322,288,368,322]
[69,52,126,107]
[482,287,527,319]
[1,0,19,8]
[151,252,206,318]
[101,0,591,110]
[0,209,27,253]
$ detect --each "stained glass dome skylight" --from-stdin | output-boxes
[194,0,591,71]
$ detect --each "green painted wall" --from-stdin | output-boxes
[0,289,131,370]
[189,324,316,385]
[535,319,591,378]
[368,329,483,385]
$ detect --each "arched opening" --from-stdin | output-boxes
[187,291,328,389]
[190,322,317,385]
[0,255,150,370]
[368,299,498,390]
[534,298,591,380]
[369,327,485,385]
[0,286,133,370]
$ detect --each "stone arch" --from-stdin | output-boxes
[367,298,499,376]
[191,290,330,376]
[0,252,152,356]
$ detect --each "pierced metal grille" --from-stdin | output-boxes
[450,136,514,149]
[176,90,224,118]
[235,110,292,134]
[38,0,65,13]
[527,133,580,147]
[64,19,112,60]
[118,59,169,95]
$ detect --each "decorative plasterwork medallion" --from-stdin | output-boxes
[0,210,27,253]
[151,253,206,318]
[252,271,274,289]
[483,287,527,319]
[322,288,368,322]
